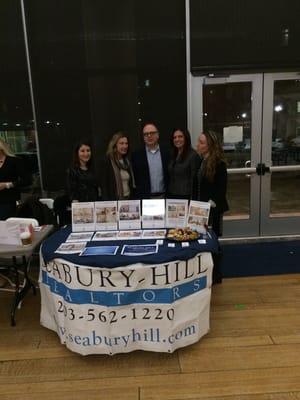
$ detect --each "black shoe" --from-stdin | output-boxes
[212,272,223,285]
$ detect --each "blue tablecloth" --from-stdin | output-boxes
[41,226,219,269]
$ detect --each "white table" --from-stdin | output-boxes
[0,225,53,325]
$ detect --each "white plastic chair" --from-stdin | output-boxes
[6,217,39,227]
[39,198,54,210]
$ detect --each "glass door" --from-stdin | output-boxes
[190,74,263,237]
[190,72,300,237]
[261,73,300,235]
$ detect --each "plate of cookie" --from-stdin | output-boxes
[166,227,200,242]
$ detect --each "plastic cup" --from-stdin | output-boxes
[20,231,32,245]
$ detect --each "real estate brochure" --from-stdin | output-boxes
[121,243,158,256]
[166,199,188,228]
[66,232,94,242]
[55,242,87,254]
[92,231,118,241]
[187,200,210,233]
[72,202,95,232]
[94,201,118,231]
[80,245,119,256]
[142,229,166,239]
[142,199,165,229]
[118,200,141,230]
[117,230,143,240]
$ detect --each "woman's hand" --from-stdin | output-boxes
[0,182,12,191]
[208,199,216,208]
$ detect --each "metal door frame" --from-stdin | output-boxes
[189,73,263,237]
[260,72,300,235]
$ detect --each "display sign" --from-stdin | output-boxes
[142,199,165,229]
[94,201,118,231]
[166,199,188,228]
[223,125,243,143]
[39,253,213,355]
[187,201,210,233]
[72,202,95,232]
[118,200,141,230]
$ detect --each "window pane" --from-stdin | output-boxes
[203,82,252,168]
[0,0,39,191]
[270,79,300,217]
[225,174,250,220]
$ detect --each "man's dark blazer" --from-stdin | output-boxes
[131,146,169,199]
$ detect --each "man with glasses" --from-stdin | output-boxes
[132,122,169,199]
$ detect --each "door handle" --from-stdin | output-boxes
[245,160,252,178]
[256,163,270,175]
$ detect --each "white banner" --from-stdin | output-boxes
[39,252,213,355]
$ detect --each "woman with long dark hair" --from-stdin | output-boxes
[102,131,135,200]
[167,128,200,199]
[67,139,100,202]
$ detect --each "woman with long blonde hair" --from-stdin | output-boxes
[194,131,229,236]
[0,138,31,219]
[193,131,229,284]
[102,131,135,200]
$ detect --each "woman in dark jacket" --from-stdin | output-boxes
[193,131,229,284]
[0,139,31,219]
[102,131,135,200]
[194,131,229,236]
[67,140,100,202]
[168,128,200,199]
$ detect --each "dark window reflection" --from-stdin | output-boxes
[191,0,300,74]
[203,82,252,168]
[24,0,186,191]
[0,0,39,190]
[272,79,300,166]
[24,1,91,191]
[135,0,186,144]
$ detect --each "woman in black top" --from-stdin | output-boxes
[67,140,100,202]
[194,131,229,284]
[168,128,200,199]
[0,139,31,220]
[102,132,135,200]
[194,131,229,236]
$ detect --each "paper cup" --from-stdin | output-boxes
[20,231,32,245]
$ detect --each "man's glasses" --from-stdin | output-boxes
[143,131,158,137]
